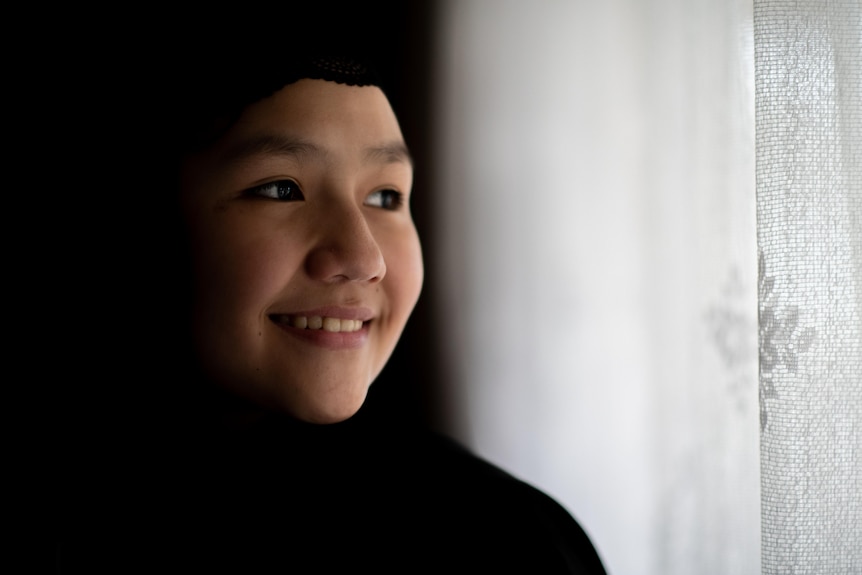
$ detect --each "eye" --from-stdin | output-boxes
[364,189,404,210]
[245,179,305,201]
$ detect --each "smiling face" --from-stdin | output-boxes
[179,79,423,424]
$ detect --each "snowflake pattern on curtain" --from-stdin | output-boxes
[756,250,816,431]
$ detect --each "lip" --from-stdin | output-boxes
[268,306,373,350]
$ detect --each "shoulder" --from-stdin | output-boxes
[396,430,608,574]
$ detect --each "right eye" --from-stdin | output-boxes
[245,179,305,201]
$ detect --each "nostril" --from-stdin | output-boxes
[306,240,386,283]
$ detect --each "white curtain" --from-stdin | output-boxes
[755,1,861,573]
[433,0,860,574]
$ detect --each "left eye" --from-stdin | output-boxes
[245,179,305,201]
[365,189,403,210]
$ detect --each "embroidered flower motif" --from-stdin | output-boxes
[758,250,817,431]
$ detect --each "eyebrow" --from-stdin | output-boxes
[220,134,324,165]
[220,134,413,168]
[363,142,414,168]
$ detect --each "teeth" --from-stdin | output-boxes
[288,315,364,333]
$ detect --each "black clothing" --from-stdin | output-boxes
[54,390,607,574]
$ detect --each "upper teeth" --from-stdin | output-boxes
[288,316,364,332]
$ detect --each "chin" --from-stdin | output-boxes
[285,388,369,425]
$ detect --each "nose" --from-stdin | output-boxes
[305,203,386,283]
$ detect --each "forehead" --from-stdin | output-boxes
[215,79,408,161]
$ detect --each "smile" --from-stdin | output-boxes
[272,315,366,333]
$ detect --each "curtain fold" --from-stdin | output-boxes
[754,1,862,572]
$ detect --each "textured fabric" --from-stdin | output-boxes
[755,1,862,572]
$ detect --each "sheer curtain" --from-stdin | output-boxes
[433,0,859,574]
[756,1,861,573]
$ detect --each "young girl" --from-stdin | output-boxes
[53,27,607,575]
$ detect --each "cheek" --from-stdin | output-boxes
[190,221,301,328]
[384,231,424,315]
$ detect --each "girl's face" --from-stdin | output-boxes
[180,79,423,423]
